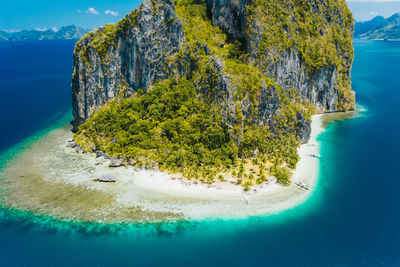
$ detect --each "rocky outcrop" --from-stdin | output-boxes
[93,175,117,183]
[72,0,184,130]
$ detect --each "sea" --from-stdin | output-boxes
[0,39,399,266]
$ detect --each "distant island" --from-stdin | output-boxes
[0,25,89,41]
[355,12,400,41]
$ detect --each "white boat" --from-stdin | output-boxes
[295,182,310,190]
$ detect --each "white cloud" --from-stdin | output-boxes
[52,27,58,32]
[105,10,119,16]
[77,9,83,13]
[86,8,99,15]
[369,11,380,15]
[34,28,48,31]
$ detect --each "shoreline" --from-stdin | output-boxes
[0,113,332,222]
[105,114,325,218]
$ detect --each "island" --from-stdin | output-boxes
[0,0,355,223]
[0,25,88,41]
[72,0,354,187]
[354,12,400,41]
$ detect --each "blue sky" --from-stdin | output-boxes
[1,0,400,31]
[347,1,400,21]
[0,0,142,31]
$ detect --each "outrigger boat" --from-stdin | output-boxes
[295,182,310,190]
[243,195,249,205]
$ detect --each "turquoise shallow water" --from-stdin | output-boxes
[0,39,399,266]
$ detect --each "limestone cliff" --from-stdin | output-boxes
[72,0,354,144]
[72,0,183,129]
[207,0,354,113]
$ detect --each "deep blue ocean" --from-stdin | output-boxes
[0,39,399,266]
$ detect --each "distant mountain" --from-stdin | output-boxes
[0,25,89,41]
[355,12,400,40]
[354,16,386,37]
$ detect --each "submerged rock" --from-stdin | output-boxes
[93,175,117,183]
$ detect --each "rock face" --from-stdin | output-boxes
[207,0,247,40]
[258,48,337,112]
[72,0,184,130]
[206,0,351,113]
[72,0,354,143]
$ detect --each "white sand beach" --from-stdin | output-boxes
[0,114,326,222]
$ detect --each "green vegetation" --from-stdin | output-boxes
[76,78,233,174]
[74,0,354,188]
[75,77,304,186]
